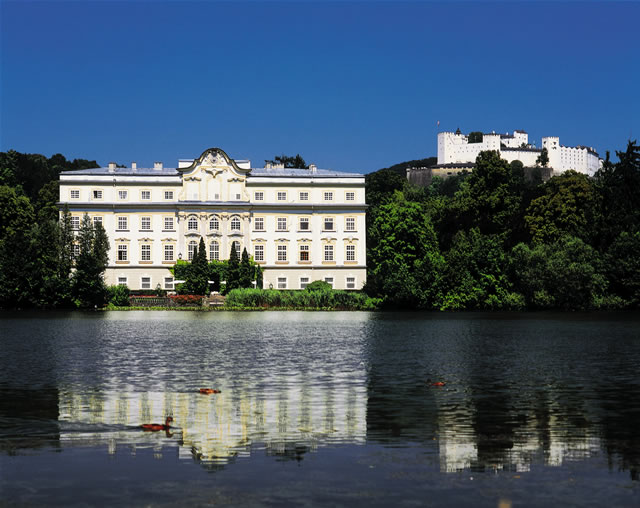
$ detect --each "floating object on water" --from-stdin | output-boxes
[199,388,221,394]
[427,380,446,387]
[141,416,173,431]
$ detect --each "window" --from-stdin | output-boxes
[117,216,128,231]
[141,244,151,261]
[345,217,356,231]
[118,190,128,200]
[235,193,241,200]
[117,244,128,261]
[72,244,80,258]
[164,277,174,290]
[164,217,174,231]
[299,191,309,201]
[277,277,287,289]
[209,241,219,261]
[70,189,80,199]
[231,241,240,256]
[346,244,356,261]
[230,217,241,231]
[324,191,333,201]
[300,277,310,289]
[254,191,264,201]
[346,192,355,201]
[164,244,174,262]
[277,217,287,231]
[118,277,127,286]
[188,217,198,231]
[209,216,219,231]
[92,190,103,200]
[299,244,309,262]
[141,277,151,289]
[323,217,334,231]
[188,240,197,261]
[299,217,309,231]
[164,191,174,200]
[277,244,287,262]
[71,216,80,230]
[254,217,264,231]
[324,244,334,262]
[93,216,103,227]
[141,190,151,200]
[346,277,356,289]
[254,244,264,262]
[324,277,334,288]
[277,191,287,201]
[140,216,151,230]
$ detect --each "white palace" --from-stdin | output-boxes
[58,147,367,291]
[437,129,602,176]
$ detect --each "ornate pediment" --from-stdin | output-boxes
[177,148,250,175]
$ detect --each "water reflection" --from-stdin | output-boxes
[57,374,367,465]
[1,311,639,481]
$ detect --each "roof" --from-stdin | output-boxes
[61,166,363,178]
[249,167,362,178]
[61,167,179,176]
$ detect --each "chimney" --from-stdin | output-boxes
[154,161,163,171]
[309,164,317,174]
[131,162,137,170]
[108,162,116,173]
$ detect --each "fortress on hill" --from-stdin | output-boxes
[437,129,602,175]
[408,129,603,186]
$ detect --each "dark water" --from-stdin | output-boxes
[1,311,639,507]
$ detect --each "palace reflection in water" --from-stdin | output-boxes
[2,311,639,481]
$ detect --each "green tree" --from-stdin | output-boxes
[604,231,640,307]
[239,247,253,288]
[440,228,522,310]
[266,154,308,169]
[366,191,444,308]
[177,238,210,295]
[254,263,263,289]
[468,131,483,143]
[71,214,110,308]
[447,150,523,240]
[593,140,640,248]
[524,170,598,244]
[509,236,606,310]
[225,242,240,293]
[536,147,549,167]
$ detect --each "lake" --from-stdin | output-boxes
[1,311,639,506]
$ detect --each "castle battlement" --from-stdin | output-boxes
[437,129,602,176]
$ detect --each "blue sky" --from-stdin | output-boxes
[1,1,638,173]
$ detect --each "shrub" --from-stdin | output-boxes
[224,288,379,310]
[169,294,204,307]
[107,284,130,306]
[305,280,332,292]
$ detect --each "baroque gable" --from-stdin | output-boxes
[177,148,249,202]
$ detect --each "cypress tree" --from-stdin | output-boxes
[239,247,253,288]
[226,243,240,293]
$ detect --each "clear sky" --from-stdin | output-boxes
[1,1,638,173]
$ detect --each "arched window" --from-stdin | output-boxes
[187,216,198,231]
[230,216,241,231]
[230,241,240,257]
[209,216,219,231]
[188,240,197,261]
[209,241,219,261]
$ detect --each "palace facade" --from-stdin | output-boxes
[58,147,367,291]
